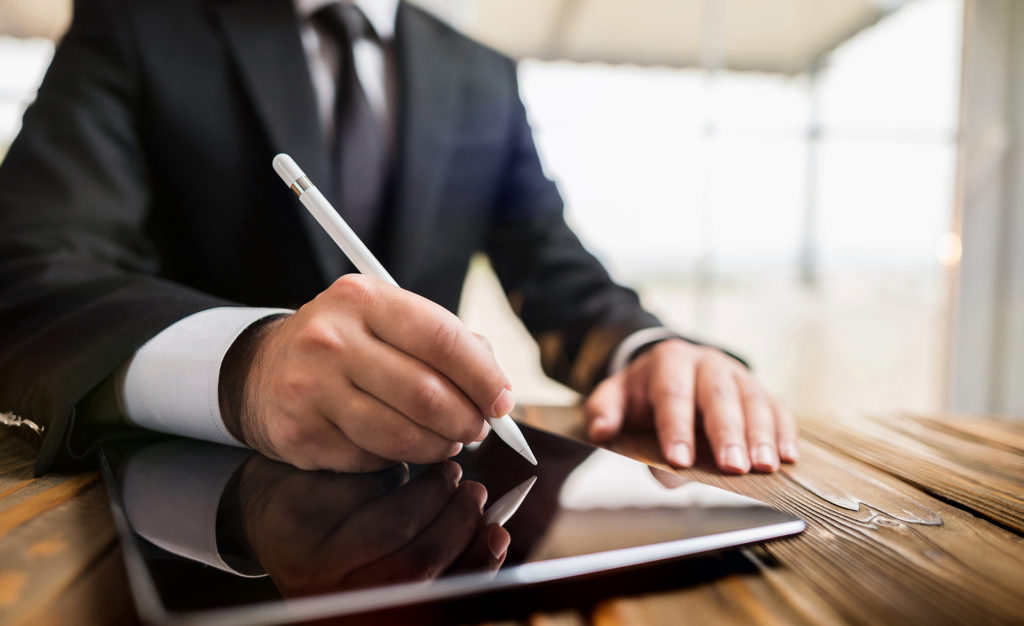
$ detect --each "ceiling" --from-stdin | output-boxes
[0,0,907,74]
[418,0,908,74]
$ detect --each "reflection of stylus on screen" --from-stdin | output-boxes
[272,153,538,466]
[483,475,538,526]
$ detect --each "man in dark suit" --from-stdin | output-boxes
[0,0,797,475]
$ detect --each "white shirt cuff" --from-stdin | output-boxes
[116,307,292,447]
[120,440,263,576]
[607,327,682,375]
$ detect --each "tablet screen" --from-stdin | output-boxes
[100,423,803,625]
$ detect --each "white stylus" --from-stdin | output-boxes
[483,475,538,526]
[273,153,538,466]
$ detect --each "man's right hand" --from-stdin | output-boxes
[237,457,510,597]
[221,275,516,472]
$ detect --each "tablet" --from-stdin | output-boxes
[99,422,803,625]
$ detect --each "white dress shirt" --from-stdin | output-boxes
[117,0,669,447]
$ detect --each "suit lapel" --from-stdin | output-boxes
[386,4,464,285]
[213,0,345,284]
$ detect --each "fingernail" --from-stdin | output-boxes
[492,387,515,417]
[474,421,491,442]
[670,443,692,467]
[780,440,799,462]
[720,445,750,473]
[753,444,779,471]
[488,526,511,560]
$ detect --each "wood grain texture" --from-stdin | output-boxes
[0,434,131,626]
[2,410,1023,626]
[908,413,1024,454]
[522,406,1024,626]
[800,413,1024,533]
[16,543,138,626]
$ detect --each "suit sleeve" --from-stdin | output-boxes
[484,63,663,394]
[0,0,232,473]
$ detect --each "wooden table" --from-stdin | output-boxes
[1,408,1022,625]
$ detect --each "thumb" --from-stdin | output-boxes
[583,372,628,442]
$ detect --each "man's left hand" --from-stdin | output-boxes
[584,339,798,474]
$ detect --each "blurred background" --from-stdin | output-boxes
[1,0,1021,419]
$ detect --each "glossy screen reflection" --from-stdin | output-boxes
[102,423,803,623]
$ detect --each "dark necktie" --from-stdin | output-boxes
[314,3,388,253]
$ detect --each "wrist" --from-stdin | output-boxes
[219,314,288,447]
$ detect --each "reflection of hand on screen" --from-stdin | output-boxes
[235,455,510,597]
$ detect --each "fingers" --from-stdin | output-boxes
[240,460,410,551]
[472,332,495,356]
[695,355,750,474]
[694,352,793,473]
[337,276,515,419]
[314,464,411,516]
[348,480,489,586]
[250,275,511,471]
[597,339,795,476]
[736,373,778,472]
[583,371,628,442]
[327,460,463,573]
[259,410,394,473]
[773,397,799,463]
[323,387,465,464]
[648,343,697,467]
[346,333,488,445]
[451,523,510,575]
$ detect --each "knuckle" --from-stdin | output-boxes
[388,510,419,544]
[277,370,318,404]
[429,318,462,361]
[456,419,481,444]
[294,317,344,353]
[326,274,382,317]
[269,417,311,452]
[473,332,493,350]
[413,375,449,417]
[653,338,691,360]
[698,347,735,369]
[706,379,733,400]
[657,378,694,401]
[330,273,375,300]
[740,386,764,404]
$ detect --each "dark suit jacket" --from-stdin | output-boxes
[0,0,663,474]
